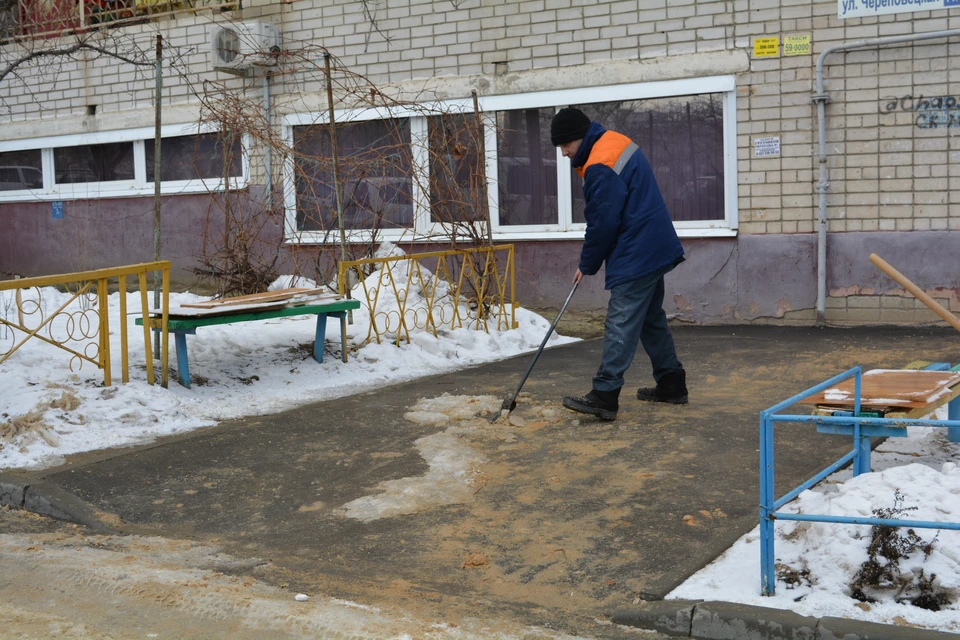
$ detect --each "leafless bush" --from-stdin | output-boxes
[188,44,497,301]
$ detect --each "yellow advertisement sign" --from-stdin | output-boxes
[753,37,779,58]
[784,34,811,56]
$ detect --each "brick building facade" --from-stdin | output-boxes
[1,0,958,325]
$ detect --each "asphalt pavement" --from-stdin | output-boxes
[3,325,960,639]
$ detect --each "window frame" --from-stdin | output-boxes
[284,75,739,244]
[0,123,249,203]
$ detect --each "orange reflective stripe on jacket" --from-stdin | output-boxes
[575,130,637,179]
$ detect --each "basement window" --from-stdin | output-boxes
[0,125,248,203]
[54,142,135,184]
[145,133,243,182]
[0,149,43,192]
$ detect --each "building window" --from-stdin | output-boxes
[8,0,239,39]
[283,75,737,242]
[293,119,413,232]
[571,94,725,224]
[496,108,558,227]
[54,142,135,184]
[0,149,43,191]
[0,126,248,203]
[428,113,482,224]
[145,133,243,182]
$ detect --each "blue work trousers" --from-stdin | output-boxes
[592,268,683,393]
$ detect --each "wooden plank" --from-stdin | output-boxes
[137,300,362,331]
[179,288,334,309]
[171,301,294,317]
[887,385,960,418]
[169,296,341,317]
[801,369,960,410]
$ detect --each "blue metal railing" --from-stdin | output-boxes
[759,365,960,596]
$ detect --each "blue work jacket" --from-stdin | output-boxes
[573,122,684,289]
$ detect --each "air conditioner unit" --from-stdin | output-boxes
[210,21,280,71]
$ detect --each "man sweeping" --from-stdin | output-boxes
[553,107,688,421]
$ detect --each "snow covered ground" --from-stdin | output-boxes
[0,247,576,471]
[669,412,960,633]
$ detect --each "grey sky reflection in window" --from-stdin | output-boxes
[571,95,725,223]
[54,142,134,184]
[146,134,242,181]
[294,119,413,232]
[496,108,558,226]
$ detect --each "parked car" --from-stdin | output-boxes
[0,165,43,191]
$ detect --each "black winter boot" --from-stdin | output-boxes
[562,388,620,421]
[636,370,688,404]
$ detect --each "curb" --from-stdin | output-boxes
[613,600,956,639]
[0,473,109,531]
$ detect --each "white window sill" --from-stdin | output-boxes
[0,179,247,203]
[285,224,737,245]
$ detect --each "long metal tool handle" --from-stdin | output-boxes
[506,280,580,404]
[869,253,960,333]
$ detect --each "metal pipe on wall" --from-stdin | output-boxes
[263,72,272,214]
[153,35,163,358]
[812,29,960,325]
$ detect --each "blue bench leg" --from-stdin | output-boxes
[949,396,960,444]
[175,333,190,388]
[314,313,327,364]
[150,327,192,388]
[314,312,347,364]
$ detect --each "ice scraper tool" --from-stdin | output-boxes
[494,280,579,422]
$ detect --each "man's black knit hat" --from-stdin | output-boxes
[551,107,591,146]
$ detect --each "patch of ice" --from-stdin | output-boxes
[338,429,486,522]
[403,411,449,427]
[412,394,501,420]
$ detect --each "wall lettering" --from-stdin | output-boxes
[878,94,960,129]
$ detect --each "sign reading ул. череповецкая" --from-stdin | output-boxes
[839,0,960,19]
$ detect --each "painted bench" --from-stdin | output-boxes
[136,299,361,388]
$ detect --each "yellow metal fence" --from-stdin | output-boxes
[0,262,171,388]
[339,245,518,346]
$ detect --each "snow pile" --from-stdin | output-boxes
[0,246,576,471]
[669,415,960,633]
[350,241,512,345]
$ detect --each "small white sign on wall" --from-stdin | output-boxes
[754,137,781,158]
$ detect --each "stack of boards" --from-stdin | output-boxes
[170,288,342,316]
[801,369,960,413]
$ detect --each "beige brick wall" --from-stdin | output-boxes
[2,0,959,324]
[826,292,960,325]
[3,1,956,223]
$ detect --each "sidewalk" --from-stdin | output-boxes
[5,325,960,638]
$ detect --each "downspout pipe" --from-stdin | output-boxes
[813,29,960,326]
[263,72,272,215]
